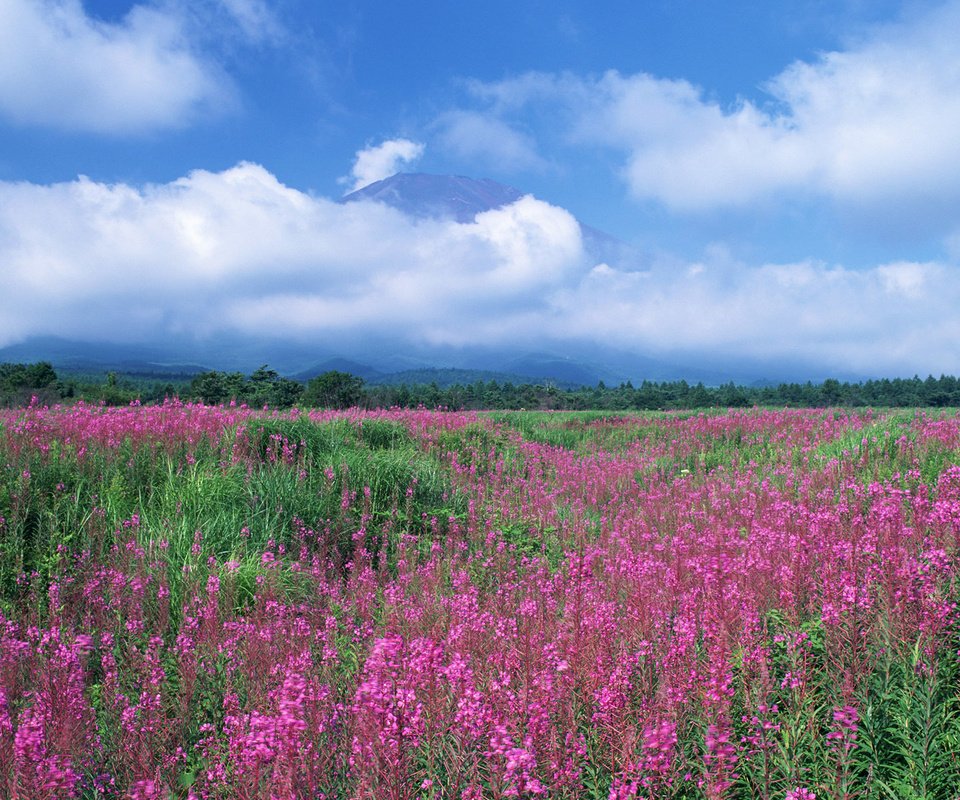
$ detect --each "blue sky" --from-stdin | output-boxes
[2,0,960,377]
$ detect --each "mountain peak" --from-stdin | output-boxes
[341,172,526,223]
[342,171,638,270]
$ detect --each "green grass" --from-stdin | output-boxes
[0,417,463,615]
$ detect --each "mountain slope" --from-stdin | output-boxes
[342,172,637,268]
[342,173,525,223]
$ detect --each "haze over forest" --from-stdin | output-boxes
[2,0,960,383]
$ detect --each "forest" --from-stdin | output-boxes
[3,360,960,410]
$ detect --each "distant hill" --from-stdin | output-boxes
[498,354,619,387]
[0,335,800,390]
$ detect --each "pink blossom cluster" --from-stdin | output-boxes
[0,405,958,797]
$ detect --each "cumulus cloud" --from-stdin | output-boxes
[550,257,960,376]
[464,1,960,212]
[1,163,959,376]
[343,139,425,192]
[0,0,233,133]
[0,163,584,347]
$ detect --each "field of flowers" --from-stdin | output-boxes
[1,401,959,799]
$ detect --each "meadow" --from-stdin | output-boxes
[0,401,959,799]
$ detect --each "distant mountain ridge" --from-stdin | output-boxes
[0,338,622,389]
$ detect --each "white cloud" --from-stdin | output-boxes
[549,256,960,375]
[434,110,547,172]
[876,261,929,299]
[343,139,425,192]
[578,71,815,209]
[1,163,959,376]
[465,2,960,213]
[0,0,231,133]
[0,163,585,347]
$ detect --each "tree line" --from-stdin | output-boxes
[4,361,960,410]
